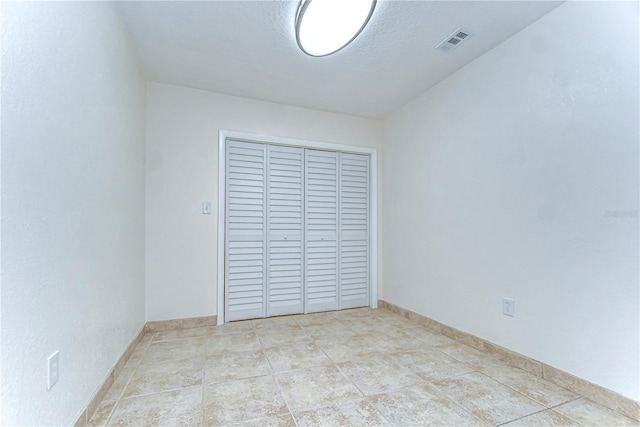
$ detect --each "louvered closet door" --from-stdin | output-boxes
[339,153,370,309]
[266,145,304,316]
[304,150,339,313]
[225,140,267,321]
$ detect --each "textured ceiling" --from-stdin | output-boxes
[115,1,562,118]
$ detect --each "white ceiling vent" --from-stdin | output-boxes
[435,28,474,53]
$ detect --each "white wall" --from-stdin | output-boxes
[146,83,382,322]
[1,2,146,424]
[382,1,639,400]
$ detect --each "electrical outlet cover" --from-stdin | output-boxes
[503,298,515,317]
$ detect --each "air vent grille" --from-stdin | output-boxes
[436,28,473,53]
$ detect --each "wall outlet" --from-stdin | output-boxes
[202,201,212,215]
[503,298,515,317]
[47,351,59,390]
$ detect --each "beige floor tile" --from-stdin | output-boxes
[377,328,428,352]
[294,398,391,427]
[502,409,582,426]
[147,320,182,334]
[153,327,206,342]
[367,309,403,320]
[125,344,147,366]
[252,316,302,332]
[314,334,378,363]
[404,326,457,347]
[127,342,151,364]
[432,371,545,425]
[206,331,261,355]
[300,321,358,339]
[103,364,138,402]
[257,328,313,348]
[204,375,288,426]
[378,315,418,329]
[291,312,338,327]
[337,353,424,395]
[233,414,296,427]
[389,348,475,382]
[88,400,116,427]
[482,365,579,407]
[340,317,396,334]
[554,398,640,427]
[207,320,254,336]
[330,308,378,321]
[205,349,271,383]
[87,310,624,427]
[265,342,333,372]
[143,337,205,364]
[276,366,363,412]
[108,386,202,427]
[369,383,485,426]
[123,357,204,398]
[124,347,147,366]
[436,341,506,370]
[351,331,418,355]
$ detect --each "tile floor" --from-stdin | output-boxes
[89,308,639,427]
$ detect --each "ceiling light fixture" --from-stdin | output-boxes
[295,0,377,57]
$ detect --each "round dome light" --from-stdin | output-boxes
[295,0,377,57]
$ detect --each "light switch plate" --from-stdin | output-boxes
[47,351,59,390]
[202,201,212,214]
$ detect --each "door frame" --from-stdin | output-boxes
[216,130,378,325]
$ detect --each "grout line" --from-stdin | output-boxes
[92,329,153,426]
[97,309,634,426]
[419,369,498,426]
[477,368,583,410]
[110,384,204,408]
[547,395,583,410]
[380,301,640,422]
[474,370,551,410]
[432,388,487,427]
[543,398,589,427]
[151,328,208,343]
[101,335,155,426]
[492,405,585,427]
[259,327,298,427]
[332,357,409,427]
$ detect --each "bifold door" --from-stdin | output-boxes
[225,139,370,322]
[266,145,304,317]
[305,150,339,313]
[225,141,267,321]
[339,153,370,309]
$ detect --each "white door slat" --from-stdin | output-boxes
[266,145,304,317]
[225,141,266,321]
[338,153,369,310]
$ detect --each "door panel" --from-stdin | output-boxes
[339,153,369,309]
[225,141,266,321]
[266,145,304,316]
[304,150,339,313]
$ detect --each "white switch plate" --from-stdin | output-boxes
[202,201,212,215]
[47,351,59,390]
[503,298,515,317]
